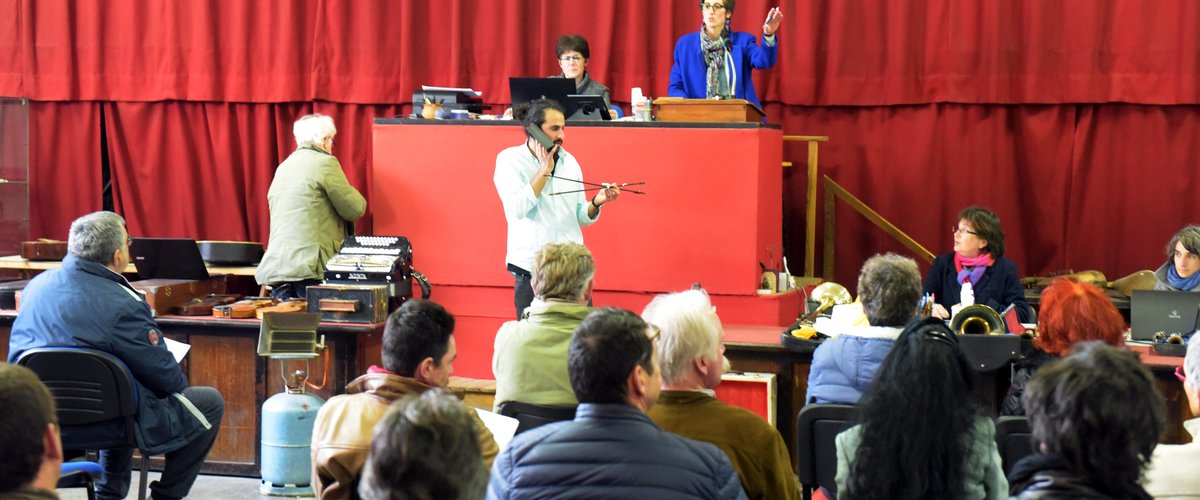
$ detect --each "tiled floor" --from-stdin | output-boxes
[58,472,279,500]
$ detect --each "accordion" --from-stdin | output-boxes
[324,235,413,299]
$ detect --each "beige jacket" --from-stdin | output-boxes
[310,371,498,500]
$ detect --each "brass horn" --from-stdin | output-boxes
[950,304,1006,335]
[801,282,853,324]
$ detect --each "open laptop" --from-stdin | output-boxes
[1130,290,1200,340]
[509,77,574,111]
[129,237,210,280]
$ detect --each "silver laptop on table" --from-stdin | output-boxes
[1130,290,1200,341]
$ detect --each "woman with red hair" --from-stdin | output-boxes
[1000,277,1126,415]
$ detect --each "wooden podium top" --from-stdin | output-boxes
[652,97,766,123]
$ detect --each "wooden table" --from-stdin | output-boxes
[0,255,258,277]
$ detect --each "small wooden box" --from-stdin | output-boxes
[652,97,765,123]
[306,284,389,324]
[131,276,228,317]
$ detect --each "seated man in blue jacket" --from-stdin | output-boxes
[487,307,746,500]
[805,253,922,404]
[8,211,225,500]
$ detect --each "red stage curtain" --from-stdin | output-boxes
[6,1,1200,106]
[27,101,103,239]
[774,103,1200,284]
[5,0,1200,287]
[104,102,404,242]
[105,102,305,241]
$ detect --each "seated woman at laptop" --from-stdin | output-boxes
[999,278,1125,416]
[1155,225,1200,292]
[549,35,612,115]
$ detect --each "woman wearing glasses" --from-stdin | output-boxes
[668,1,783,111]
[923,205,1032,322]
[549,35,612,115]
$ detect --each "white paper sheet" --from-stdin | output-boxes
[164,336,191,363]
[475,408,519,451]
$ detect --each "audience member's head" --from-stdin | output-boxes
[1184,339,1200,415]
[857,253,922,327]
[0,364,62,494]
[381,299,457,387]
[1023,342,1164,497]
[357,389,486,500]
[642,289,726,390]
[845,318,978,499]
[569,308,660,411]
[958,206,1006,258]
[68,211,129,268]
[515,98,566,136]
[293,113,337,150]
[1034,278,1125,356]
[531,242,595,303]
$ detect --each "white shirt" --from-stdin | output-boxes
[493,144,598,271]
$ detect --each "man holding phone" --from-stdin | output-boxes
[494,98,620,319]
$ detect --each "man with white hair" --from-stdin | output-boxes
[1144,339,1200,497]
[644,289,799,500]
[256,113,367,299]
[9,211,224,500]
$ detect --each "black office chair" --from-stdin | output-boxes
[795,403,858,500]
[17,347,153,500]
[994,415,1033,475]
[496,401,577,435]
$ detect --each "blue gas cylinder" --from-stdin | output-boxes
[260,390,325,496]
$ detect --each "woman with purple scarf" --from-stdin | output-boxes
[1154,225,1200,292]
[924,206,1033,322]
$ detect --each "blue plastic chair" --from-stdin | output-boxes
[59,460,104,500]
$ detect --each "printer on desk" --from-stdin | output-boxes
[413,86,487,118]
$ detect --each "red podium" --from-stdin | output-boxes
[372,119,798,378]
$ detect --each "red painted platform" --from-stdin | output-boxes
[371,120,798,379]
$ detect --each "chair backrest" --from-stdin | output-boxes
[16,347,140,444]
[994,415,1033,475]
[795,403,857,497]
[496,401,577,435]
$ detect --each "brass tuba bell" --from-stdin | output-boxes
[950,304,1006,335]
[800,282,853,324]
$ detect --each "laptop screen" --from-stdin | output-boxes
[1130,290,1200,341]
[129,238,211,280]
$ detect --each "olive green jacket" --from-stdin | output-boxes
[492,299,591,411]
[256,147,366,285]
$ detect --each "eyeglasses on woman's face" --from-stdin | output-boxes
[701,2,726,12]
[952,225,978,236]
[559,55,583,63]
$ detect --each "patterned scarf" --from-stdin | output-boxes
[701,25,731,99]
[954,253,995,286]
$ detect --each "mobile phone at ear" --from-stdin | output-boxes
[525,123,555,152]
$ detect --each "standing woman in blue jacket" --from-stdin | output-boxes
[668,1,783,110]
